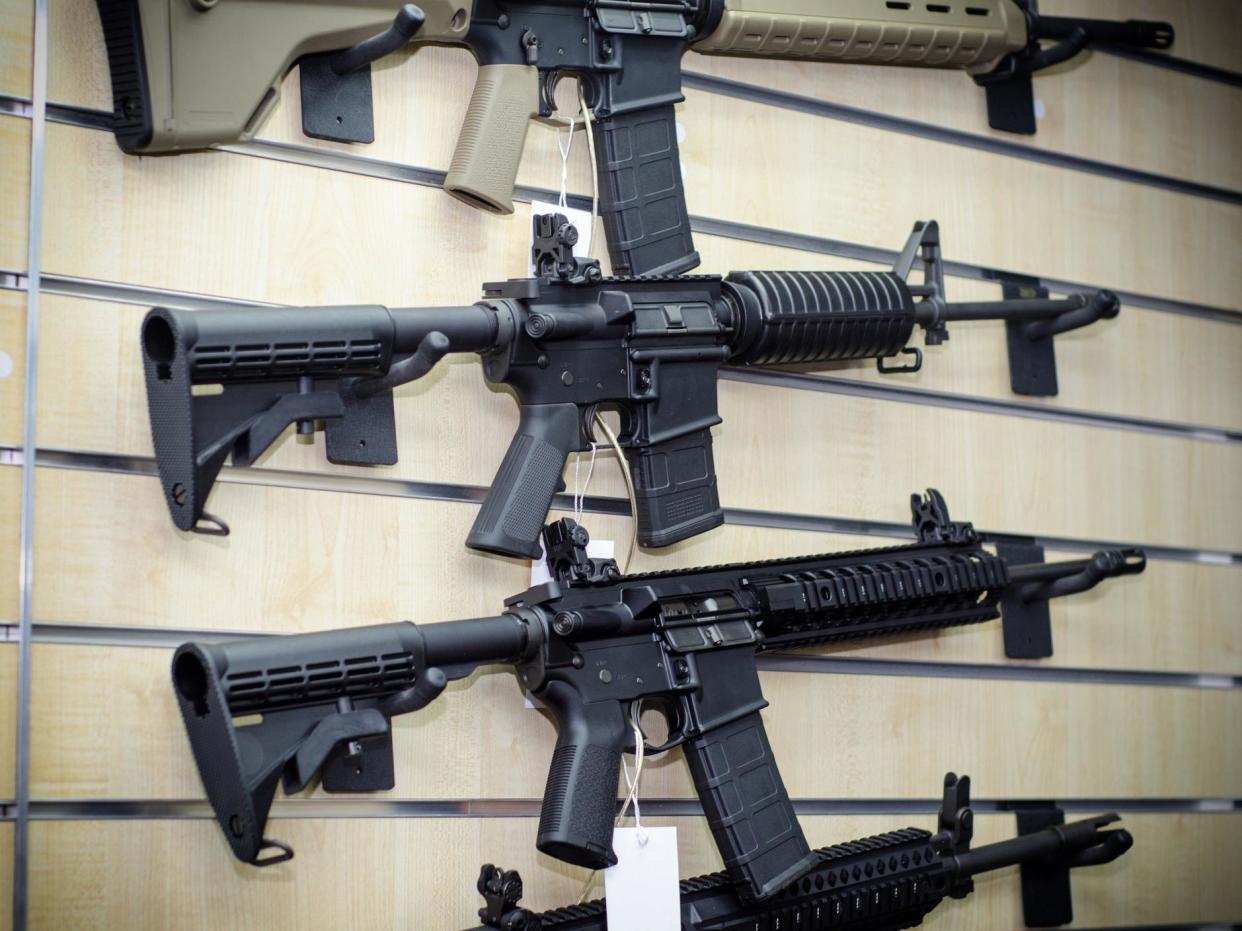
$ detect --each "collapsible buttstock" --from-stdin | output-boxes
[444,64,540,215]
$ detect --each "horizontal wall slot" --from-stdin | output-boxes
[9,446,1238,568]
[0,94,1236,325]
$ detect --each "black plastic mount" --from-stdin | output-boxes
[1008,803,1135,927]
[300,4,425,143]
[997,540,1054,659]
[1002,278,1059,396]
[1016,804,1073,926]
[974,0,1175,135]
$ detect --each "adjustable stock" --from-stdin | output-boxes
[141,304,485,535]
[172,615,528,866]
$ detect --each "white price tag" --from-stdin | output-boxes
[604,827,680,931]
[529,199,594,275]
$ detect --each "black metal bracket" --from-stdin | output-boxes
[1002,279,1059,396]
[1013,803,1074,927]
[998,543,1145,659]
[996,540,1054,659]
[973,0,1173,135]
[300,4,425,143]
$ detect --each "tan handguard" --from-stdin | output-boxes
[442,64,541,215]
[95,0,471,153]
[693,0,1028,70]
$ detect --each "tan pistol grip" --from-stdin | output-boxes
[444,63,539,215]
[694,0,1027,69]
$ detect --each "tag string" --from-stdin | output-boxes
[572,442,598,525]
[557,114,576,210]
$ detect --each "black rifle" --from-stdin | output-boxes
[471,774,1133,931]
[143,219,1120,556]
[95,0,1173,275]
[170,490,1144,900]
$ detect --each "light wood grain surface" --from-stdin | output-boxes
[0,117,30,273]
[0,291,22,446]
[0,0,30,99]
[0,468,19,622]
[30,643,1241,801]
[0,822,11,931]
[37,104,1242,314]
[10,1,1242,926]
[0,645,14,800]
[29,468,1240,674]
[26,813,1242,930]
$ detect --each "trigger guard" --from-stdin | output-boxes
[630,699,687,755]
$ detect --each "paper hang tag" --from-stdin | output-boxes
[604,827,680,931]
[528,199,594,276]
[525,535,614,710]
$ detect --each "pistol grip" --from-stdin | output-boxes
[534,684,626,870]
[467,403,580,559]
[684,710,817,901]
[444,63,539,215]
[624,425,723,548]
[590,103,699,276]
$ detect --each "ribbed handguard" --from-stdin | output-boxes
[591,104,699,277]
[683,710,817,901]
[467,403,580,559]
[725,270,917,366]
[623,425,724,548]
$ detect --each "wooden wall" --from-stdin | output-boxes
[1,0,1239,927]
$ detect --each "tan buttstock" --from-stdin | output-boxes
[694,0,1027,69]
[443,64,540,216]
[127,0,471,152]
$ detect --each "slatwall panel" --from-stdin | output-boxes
[2,0,1239,928]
